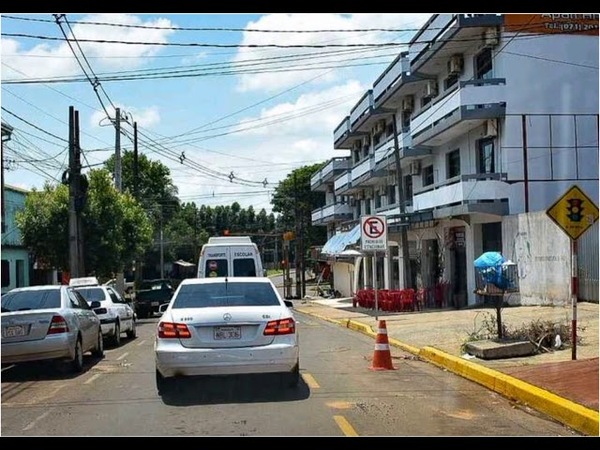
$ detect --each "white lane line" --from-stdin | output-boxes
[116,352,129,361]
[137,340,147,347]
[1,364,16,372]
[84,373,102,385]
[23,410,52,431]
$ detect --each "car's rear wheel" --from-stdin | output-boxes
[110,321,121,347]
[91,330,104,358]
[70,337,84,373]
[126,319,136,339]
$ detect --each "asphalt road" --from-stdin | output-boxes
[1,310,579,436]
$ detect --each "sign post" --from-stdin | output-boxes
[361,215,388,321]
[546,185,599,360]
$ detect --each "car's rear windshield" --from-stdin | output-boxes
[172,282,280,308]
[74,287,106,303]
[1,289,61,312]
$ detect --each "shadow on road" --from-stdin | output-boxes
[159,373,311,406]
[1,355,104,382]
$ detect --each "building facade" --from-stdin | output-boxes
[1,184,31,294]
[312,14,599,306]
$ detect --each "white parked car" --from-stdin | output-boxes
[1,285,104,372]
[154,277,299,393]
[73,285,136,347]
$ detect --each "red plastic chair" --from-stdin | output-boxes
[415,288,426,311]
[400,289,415,312]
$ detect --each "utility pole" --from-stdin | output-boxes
[392,113,412,289]
[114,108,125,294]
[68,106,80,278]
[293,173,301,298]
[74,110,85,276]
[160,206,165,279]
[133,121,142,287]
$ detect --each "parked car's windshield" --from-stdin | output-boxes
[172,282,280,309]
[1,289,61,312]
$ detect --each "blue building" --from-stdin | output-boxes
[1,184,31,294]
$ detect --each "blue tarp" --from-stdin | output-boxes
[474,252,512,290]
[474,251,506,269]
[321,224,361,255]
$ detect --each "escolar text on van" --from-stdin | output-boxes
[197,236,265,278]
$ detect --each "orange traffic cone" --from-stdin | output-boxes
[370,320,396,370]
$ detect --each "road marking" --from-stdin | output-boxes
[116,352,129,361]
[333,415,359,437]
[301,372,320,389]
[137,340,147,346]
[23,410,52,431]
[1,364,15,372]
[84,373,102,385]
[327,401,353,409]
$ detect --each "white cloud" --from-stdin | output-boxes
[1,14,175,81]
[90,104,161,129]
[234,13,432,92]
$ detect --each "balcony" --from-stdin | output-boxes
[311,202,354,226]
[351,155,376,187]
[333,116,353,149]
[413,173,510,217]
[311,157,351,191]
[334,171,352,196]
[410,14,504,75]
[411,79,506,147]
[373,53,410,104]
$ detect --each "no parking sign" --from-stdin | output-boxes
[360,215,388,252]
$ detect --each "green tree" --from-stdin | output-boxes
[15,170,153,277]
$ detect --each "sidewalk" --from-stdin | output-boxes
[294,296,599,436]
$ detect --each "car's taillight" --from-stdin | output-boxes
[94,308,108,315]
[47,315,69,334]
[264,318,295,335]
[158,322,192,339]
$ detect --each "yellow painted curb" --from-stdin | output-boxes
[346,320,376,337]
[295,308,341,327]
[388,338,420,356]
[419,346,599,436]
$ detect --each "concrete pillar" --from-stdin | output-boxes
[465,223,480,306]
[383,251,390,289]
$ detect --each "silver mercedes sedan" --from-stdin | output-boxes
[1,285,104,372]
[155,277,299,393]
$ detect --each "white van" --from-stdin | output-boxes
[197,236,265,278]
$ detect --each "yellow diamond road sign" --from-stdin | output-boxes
[546,185,599,240]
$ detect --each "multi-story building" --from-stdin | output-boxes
[312,14,599,306]
[1,184,31,294]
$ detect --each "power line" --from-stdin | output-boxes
[1,107,69,143]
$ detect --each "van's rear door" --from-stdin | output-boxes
[231,245,258,276]
[201,247,230,277]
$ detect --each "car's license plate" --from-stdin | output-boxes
[151,302,159,306]
[2,324,29,338]
[214,326,241,340]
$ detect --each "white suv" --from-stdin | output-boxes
[73,284,136,347]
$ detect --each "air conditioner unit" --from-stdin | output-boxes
[401,96,414,112]
[447,54,464,75]
[483,119,497,137]
[484,27,499,47]
[408,161,421,175]
[374,120,386,135]
[423,80,438,98]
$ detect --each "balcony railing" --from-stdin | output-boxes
[349,90,373,129]
[334,116,350,144]
[411,79,506,137]
[373,54,409,102]
[312,202,353,223]
[310,157,351,189]
[413,173,509,211]
[351,156,374,183]
[334,171,352,193]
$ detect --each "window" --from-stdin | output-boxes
[404,175,413,200]
[1,260,9,288]
[386,122,394,137]
[205,259,228,277]
[172,282,280,309]
[478,138,495,174]
[421,96,432,108]
[475,47,493,80]
[1,289,61,312]
[444,73,459,90]
[401,112,410,131]
[233,258,257,277]
[353,148,360,163]
[375,192,381,209]
[388,185,396,205]
[107,288,124,304]
[447,149,461,178]
[423,165,435,186]
[365,200,372,215]
[69,290,92,309]
[74,287,106,303]
[16,260,25,288]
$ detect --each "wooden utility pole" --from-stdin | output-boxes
[68,106,81,278]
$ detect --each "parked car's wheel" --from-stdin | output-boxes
[91,330,104,358]
[110,321,121,347]
[126,319,136,339]
[70,337,84,373]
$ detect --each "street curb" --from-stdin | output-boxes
[296,307,599,436]
[419,346,599,436]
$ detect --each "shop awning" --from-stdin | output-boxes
[321,224,361,255]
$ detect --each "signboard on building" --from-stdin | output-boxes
[360,215,388,252]
[505,14,599,36]
[546,185,599,240]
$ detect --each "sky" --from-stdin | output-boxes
[0,13,432,214]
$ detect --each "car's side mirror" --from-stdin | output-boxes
[284,300,294,308]
[90,301,101,309]
[158,303,169,314]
